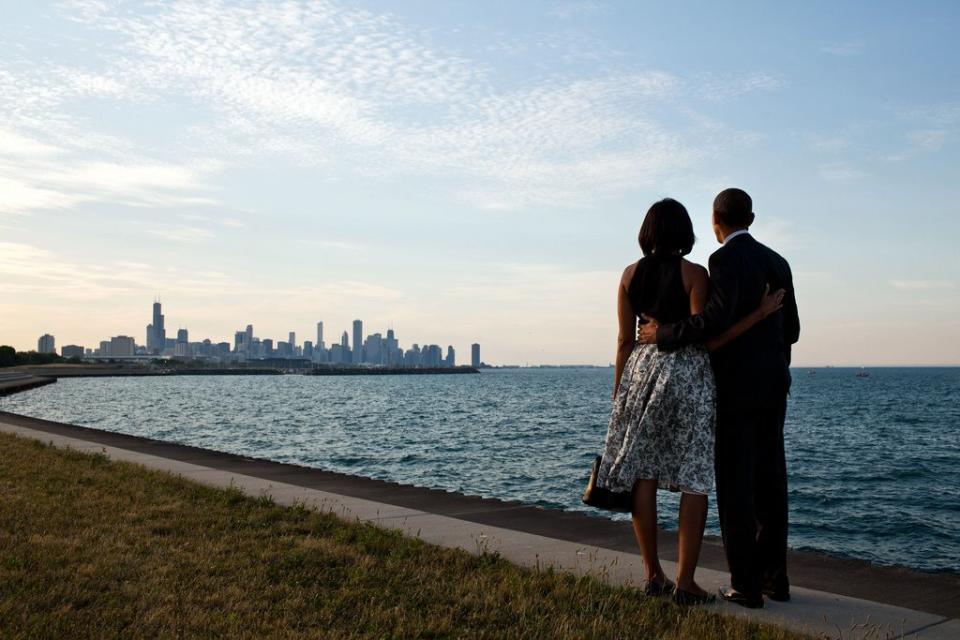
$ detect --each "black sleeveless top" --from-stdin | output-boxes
[628,255,691,325]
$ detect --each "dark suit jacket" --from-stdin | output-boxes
[656,233,800,409]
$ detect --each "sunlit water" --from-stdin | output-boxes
[3,367,958,572]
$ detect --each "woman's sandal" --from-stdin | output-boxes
[672,587,717,606]
[643,577,676,597]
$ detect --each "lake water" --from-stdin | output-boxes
[2,367,958,573]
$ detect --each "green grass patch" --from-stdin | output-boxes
[0,432,812,639]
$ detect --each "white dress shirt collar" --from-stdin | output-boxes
[723,229,750,245]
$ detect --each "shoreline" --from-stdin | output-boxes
[5,365,479,378]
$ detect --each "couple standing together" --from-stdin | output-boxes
[593,188,800,608]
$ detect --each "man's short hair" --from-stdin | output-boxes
[714,188,754,228]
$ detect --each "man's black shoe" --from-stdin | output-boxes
[718,586,764,609]
[762,586,790,602]
[762,578,791,602]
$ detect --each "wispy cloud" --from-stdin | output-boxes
[907,129,948,151]
[695,72,782,102]
[890,279,956,291]
[820,40,864,56]
[0,241,401,303]
[549,1,606,19]
[147,226,215,244]
[0,0,776,213]
[818,161,865,182]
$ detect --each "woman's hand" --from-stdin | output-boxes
[758,284,786,318]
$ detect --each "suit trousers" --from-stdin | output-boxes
[715,397,789,596]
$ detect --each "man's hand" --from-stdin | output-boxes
[637,313,660,344]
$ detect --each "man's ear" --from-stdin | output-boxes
[746,211,756,227]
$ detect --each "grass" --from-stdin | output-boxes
[0,432,813,639]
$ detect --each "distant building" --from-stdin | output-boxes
[261,338,273,357]
[37,334,56,354]
[352,320,363,364]
[316,321,324,350]
[288,331,296,350]
[422,344,442,367]
[471,343,480,368]
[445,346,456,367]
[234,330,246,353]
[98,340,111,356]
[177,328,188,343]
[110,336,135,357]
[405,343,421,367]
[363,332,383,365]
[385,329,400,366]
[61,344,84,358]
[303,340,314,359]
[329,343,346,364]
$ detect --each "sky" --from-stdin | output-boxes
[1,0,958,366]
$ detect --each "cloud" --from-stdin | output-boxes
[549,1,605,19]
[0,241,401,303]
[818,162,865,182]
[820,41,864,56]
[297,239,366,251]
[147,226,215,243]
[807,133,851,153]
[890,280,956,291]
[907,129,948,151]
[749,216,803,251]
[695,72,782,102]
[5,0,767,212]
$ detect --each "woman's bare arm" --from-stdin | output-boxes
[706,285,785,352]
[613,266,637,399]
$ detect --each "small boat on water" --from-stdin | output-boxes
[856,367,870,378]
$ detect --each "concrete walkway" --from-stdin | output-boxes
[0,408,957,639]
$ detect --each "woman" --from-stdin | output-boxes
[594,198,783,606]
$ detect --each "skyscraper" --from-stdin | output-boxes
[288,331,296,350]
[316,321,324,349]
[445,346,456,367]
[352,320,363,364]
[147,300,165,354]
[37,334,55,354]
[471,343,480,368]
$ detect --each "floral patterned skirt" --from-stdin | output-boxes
[596,343,716,495]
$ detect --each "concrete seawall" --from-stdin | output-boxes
[0,372,55,397]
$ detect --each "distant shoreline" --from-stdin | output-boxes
[6,364,479,378]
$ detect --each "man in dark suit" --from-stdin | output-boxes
[638,188,800,608]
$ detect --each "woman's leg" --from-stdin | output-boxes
[631,479,664,583]
[676,491,708,595]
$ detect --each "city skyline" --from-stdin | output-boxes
[25,299,480,368]
[1,2,959,366]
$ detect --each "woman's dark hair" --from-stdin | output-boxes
[638,198,695,256]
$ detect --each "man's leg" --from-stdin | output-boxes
[715,405,761,597]
[755,398,790,595]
